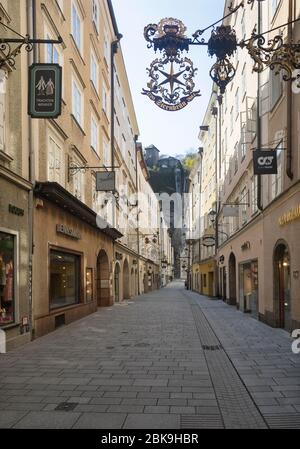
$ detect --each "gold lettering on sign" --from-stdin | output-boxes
[278,205,300,226]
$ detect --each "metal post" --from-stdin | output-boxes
[257,1,263,211]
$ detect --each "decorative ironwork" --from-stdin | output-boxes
[0,17,62,70]
[143,18,200,110]
[142,55,200,111]
[143,3,300,107]
[208,25,238,59]
[210,58,236,94]
[241,30,300,84]
[144,18,189,59]
[207,25,238,93]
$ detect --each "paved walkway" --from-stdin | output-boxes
[0,281,299,429]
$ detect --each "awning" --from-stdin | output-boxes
[34,182,123,241]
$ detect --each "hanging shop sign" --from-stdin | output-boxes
[223,206,239,218]
[96,171,116,192]
[202,235,215,247]
[28,63,62,118]
[253,150,278,175]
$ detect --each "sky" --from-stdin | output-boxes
[112,0,225,157]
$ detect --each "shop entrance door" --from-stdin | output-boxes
[114,263,120,303]
[228,253,237,306]
[208,272,214,297]
[274,244,291,331]
[239,261,258,318]
[97,250,110,307]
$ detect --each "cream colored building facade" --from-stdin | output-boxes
[0,1,32,350]
[190,0,300,333]
[23,0,163,338]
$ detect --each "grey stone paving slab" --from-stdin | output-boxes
[123,413,180,429]
[0,411,28,428]
[1,281,300,429]
[73,413,126,429]
[144,406,170,414]
[13,411,81,429]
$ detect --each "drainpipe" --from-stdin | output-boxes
[286,0,294,180]
[257,0,263,211]
[110,34,122,172]
[27,0,37,339]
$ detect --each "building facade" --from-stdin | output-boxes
[0,1,175,350]
[190,0,300,333]
[0,1,32,350]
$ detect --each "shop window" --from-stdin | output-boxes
[50,250,80,310]
[86,268,93,302]
[0,232,14,325]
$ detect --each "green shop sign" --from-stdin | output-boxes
[28,63,62,118]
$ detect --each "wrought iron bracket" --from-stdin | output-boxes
[0,18,63,69]
[68,164,120,178]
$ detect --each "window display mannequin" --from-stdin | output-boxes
[3,259,13,303]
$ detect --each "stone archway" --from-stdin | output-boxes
[114,263,121,303]
[123,259,130,300]
[274,241,291,331]
[97,250,110,307]
[228,253,237,306]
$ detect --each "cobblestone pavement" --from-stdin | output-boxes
[0,281,299,429]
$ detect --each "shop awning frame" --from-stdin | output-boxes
[34,182,123,241]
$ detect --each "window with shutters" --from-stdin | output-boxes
[92,0,100,33]
[48,136,65,186]
[91,115,98,155]
[103,139,110,167]
[73,164,84,202]
[90,50,98,92]
[72,78,83,127]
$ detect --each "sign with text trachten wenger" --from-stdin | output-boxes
[28,64,62,118]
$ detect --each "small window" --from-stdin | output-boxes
[72,2,82,52]
[92,0,100,33]
[91,116,98,154]
[72,79,83,126]
[102,85,108,114]
[48,135,65,185]
[90,51,98,92]
[270,71,282,109]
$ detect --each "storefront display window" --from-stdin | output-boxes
[239,260,258,318]
[0,232,15,326]
[86,268,93,302]
[50,250,80,310]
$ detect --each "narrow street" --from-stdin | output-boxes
[0,281,299,429]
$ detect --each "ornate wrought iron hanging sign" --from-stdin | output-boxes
[142,1,300,110]
[142,18,201,111]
